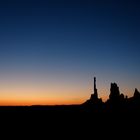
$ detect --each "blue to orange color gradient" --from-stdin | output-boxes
[0,0,140,105]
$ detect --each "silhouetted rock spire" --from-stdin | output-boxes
[90,77,98,101]
[83,77,102,107]
[109,83,120,102]
[134,88,140,98]
[106,83,127,110]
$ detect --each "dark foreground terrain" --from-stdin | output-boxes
[0,105,139,139]
[1,81,140,137]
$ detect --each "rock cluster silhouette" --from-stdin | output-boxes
[83,77,140,112]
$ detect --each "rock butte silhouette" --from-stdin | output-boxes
[83,77,140,112]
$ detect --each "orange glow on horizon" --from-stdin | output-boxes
[0,90,109,106]
[0,77,135,106]
[0,98,86,106]
[0,84,134,106]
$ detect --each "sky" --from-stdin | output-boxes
[0,0,140,105]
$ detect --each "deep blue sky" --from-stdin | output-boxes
[0,0,140,105]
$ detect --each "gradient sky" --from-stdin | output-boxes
[0,0,140,105]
